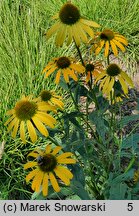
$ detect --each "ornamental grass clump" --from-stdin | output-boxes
[3,1,139,200]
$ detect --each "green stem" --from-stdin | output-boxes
[107,54,110,65]
[74,39,85,66]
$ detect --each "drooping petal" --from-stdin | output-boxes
[51,146,62,156]
[4,114,16,126]
[56,166,73,179]
[80,22,94,38]
[42,173,49,196]
[7,117,18,132]
[105,77,115,94]
[11,119,19,138]
[32,116,49,137]
[31,170,43,192]
[26,169,39,183]
[46,22,61,38]
[95,40,105,55]
[54,168,70,185]
[49,172,60,192]
[113,39,126,52]
[80,19,100,28]
[104,41,110,57]
[56,152,74,160]
[27,120,37,143]
[114,35,128,46]
[24,161,38,170]
[63,69,70,83]
[118,76,128,94]
[35,113,55,128]
[20,121,26,143]
[55,70,61,84]
[110,40,118,56]
[44,67,57,78]
[72,24,81,46]
[121,71,134,87]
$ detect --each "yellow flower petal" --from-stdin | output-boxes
[118,76,128,94]
[45,144,51,153]
[24,161,38,170]
[72,24,81,46]
[46,22,61,38]
[105,77,115,94]
[80,22,94,38]
[95,40,105,55]
[6,109,15,115]
[55,70,61,84]
[11,119,19,138]
[35,113,55,128]
[113,39,126,52]
[27,120,37,143]
[54,168,70,185]
[49,172,60,192]
[51,146,62,156]
[77,22,88,43]
[31,170,43,192]
[102,76,110,93]
[7,117,18,132]
[28,152,39,158]
[44,67,57,78]
[110,40,118,56]
[32,116,49,137]
[80,19,100,28]
[114,36,128,46]
[26,169,39,183]
[20,121,26,143]
[66,26,72,46]
[70,64,84,73]
[56,152,74,160]
[95,71,106,83]
[4,114,16,126]
[121,71,134,87]
[55,24,67,46]
[57,158,76,164]
[42,173,49,196]
[104,41,110,57]
[56,166,73,179]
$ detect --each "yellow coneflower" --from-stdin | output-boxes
[42,56,85,84]
[133,170,139,184]
[85,61,103,82]
[46,2,100,46]
[95,63,134,95]
[4,96,56,143]
[38,90,64,110]
[94,29,128,57]
[24,144,76,196]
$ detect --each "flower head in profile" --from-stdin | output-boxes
[24,144,76,196]
[42,56,85,84]
[85,61,103,82]
[4,96,56,143]
[95,63,134,95]
[38,90,64,110]
[133,170,139,184]
[46,2,100,46]
[94,29,128,57]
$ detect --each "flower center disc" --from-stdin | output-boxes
[106,64,121,76]
[100,29,114,41]
[56,57,71,69]
[59,3,80,25]
[15,100,38,120]
[86,63,95,72]
[40,90,52,101]
[37,154,57,172]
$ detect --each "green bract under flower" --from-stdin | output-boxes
[59,3,80,25]
[106,64,121,76]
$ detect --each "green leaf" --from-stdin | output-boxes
[71,180,90,200]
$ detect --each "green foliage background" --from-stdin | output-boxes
[0,0,139,199]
